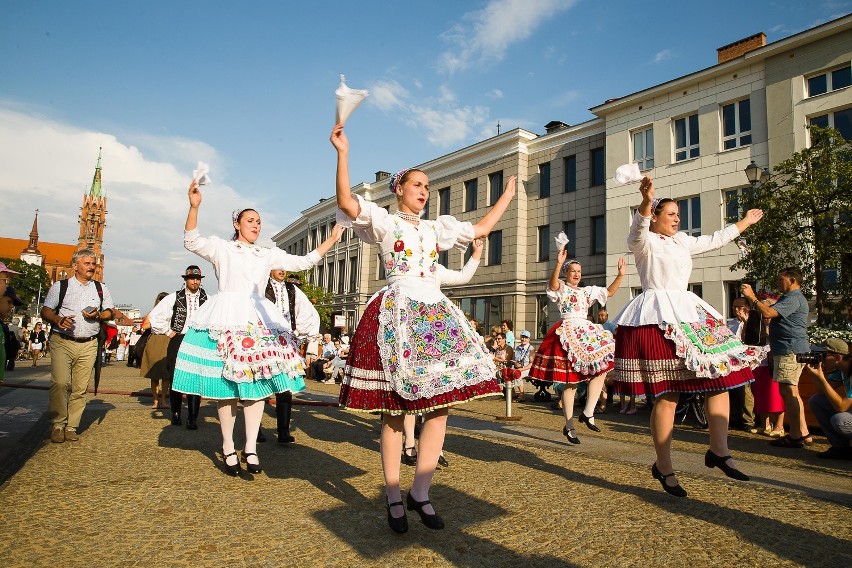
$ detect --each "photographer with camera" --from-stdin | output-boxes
[804,338,852,460]
[741,267,812,449]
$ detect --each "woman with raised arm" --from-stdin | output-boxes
[330,123,515,533]
[612,176,765,497]
[529,249,626,443]
[171,179,344,477]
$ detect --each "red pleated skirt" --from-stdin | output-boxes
[529,322,613,384]
[613,325,753,397]
[339,292,502,414]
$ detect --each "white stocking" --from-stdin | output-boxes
[217,399,238,455]
[583,374,606,425]
[561,385,577,430]
[242,399,265,460]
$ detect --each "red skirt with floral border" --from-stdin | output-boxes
[529,322,614,384]
[612,325,753,397]
[339,292,502,415]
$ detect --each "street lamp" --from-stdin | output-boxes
[744,160,771,186]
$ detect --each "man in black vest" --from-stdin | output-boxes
[264,269,320,444]
[147,265,207,429]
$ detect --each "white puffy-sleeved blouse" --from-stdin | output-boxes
[183,229,320,330]
[547,282,609,321]
[613,212,740,327]
[336,195,475,302]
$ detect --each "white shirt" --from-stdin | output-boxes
[268,278,320,336]
[147,287,204,336]
[43,277,115,339]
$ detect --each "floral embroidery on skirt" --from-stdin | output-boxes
[211,319,304,383]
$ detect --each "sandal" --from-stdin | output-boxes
[770,435,805,448]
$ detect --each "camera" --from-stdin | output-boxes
[795,351,825,365]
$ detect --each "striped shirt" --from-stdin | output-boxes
[43,277,115,339]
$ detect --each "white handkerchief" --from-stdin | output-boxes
[614,163,642,185]
[193,161,211,186]
[335,74,369,125]
[554,231,569,248]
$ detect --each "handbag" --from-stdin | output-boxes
[742,304,766,346]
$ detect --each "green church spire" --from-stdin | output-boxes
[89,147,104,198]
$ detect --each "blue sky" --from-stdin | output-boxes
[1,0,849,312]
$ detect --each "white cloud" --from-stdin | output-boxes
[653,49,674,63]
[437,0,577,74]
[486,89,504,99]
[0,105,255,313]
[550,89,581,108]
[369,80,409,112]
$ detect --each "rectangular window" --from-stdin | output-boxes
[674,114,699,161]
[590,148,605,186]
[438,250,449,268]
[327,262,335,294]
[724,187,753,224]
[317,265,325,289]
[564,155,576,192]
[536,295,549,339]
[722,99,752,149]
[807,65,851,97]
[422,196,430,220]
[464,178,478,212]
[320,225,327,243]
[562,221,576,257]
[538,225,550,262]
[338,259,346,294]
[459,296,503,335]
[349,257,358,292]
[591,215,606,255]
[488,231,503,265]
[633,127,654,170]
[439,187,451,216]
[678,196,701,236]
[810,108,852,141]
[539,162,551,198]
[464,244,474,264]
[688,283,703,298]
[489,170,503,205]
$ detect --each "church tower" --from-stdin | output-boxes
[20,210,44,266]
[78,148,107,281]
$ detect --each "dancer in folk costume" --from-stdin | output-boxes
[612,176,765,497]
[171,179,344,477]
[330,123,515,533]
[529,247,626,443]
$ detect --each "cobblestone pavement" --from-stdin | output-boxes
[1,361,850,567]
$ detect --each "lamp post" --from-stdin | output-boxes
[744,160,771,187]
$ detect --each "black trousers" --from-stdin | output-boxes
[167,334,200,418]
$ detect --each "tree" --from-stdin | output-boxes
[732,125,852,325]
[291,270,335,330]
[0,258,52,316]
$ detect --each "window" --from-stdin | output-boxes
[591,215,606,254]
[317,265,325,288]
[688,283,703,298]
[674,114,699,161]
[722,99,752,149]
[488,231,502,265]
[633,127,654,170]
[562,221,577,257]
[459,296,503,334]
[564,155,576,192]
[535,295,549,339]
[590,148,605,186]
[422,196,430,220]
[810,108,852,141]
[724,187,754,224]
[538,225,550,262]
[439,187,451,215]
[678,196,701,236]
[807,65,851,97]
[320,224,327,242]
[464,244,474,264]
[539,162,551,198]
[327,262,335,293]
[349,257,358,292]
[338,259,346,293]
[438,250,449,268]
[489,170,503,205]
[464,178,478,212]
[631,287,643,298]
[378,253,386,280]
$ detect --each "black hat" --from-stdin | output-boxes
[3,285,24,307]
[182,265,205,279]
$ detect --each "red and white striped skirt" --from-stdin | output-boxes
[529,322,614,384]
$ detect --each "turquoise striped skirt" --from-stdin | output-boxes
[172,327,306,401]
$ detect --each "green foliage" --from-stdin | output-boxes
[732,125,852,325]
[0,258,52,315]
[291,270,334,330]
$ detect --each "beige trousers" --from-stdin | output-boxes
[49,335,98,429]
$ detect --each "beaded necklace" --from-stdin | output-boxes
[395,210,420,225]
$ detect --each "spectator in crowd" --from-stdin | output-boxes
[491,331,514,381]
[310,333,336,381]
[140,292,171,409]
[805,338,852,460]
[0,286,24,383]
[485,325,501,352]
[29,322,46,367]
[727,297,758,433]
[502,319,515,348]
[742,268,812,448]
[510,330,533,402]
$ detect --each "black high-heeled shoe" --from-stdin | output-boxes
[437,454,449,468]
[387,500,408,534]
[651,463,687,497]
[222,451,241,476]
[578,413,601,432]
[406,492,445,530]
[241,451,262,474]
[562,426,581,444]
[401,446,417,466]
[705,450,750,481]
